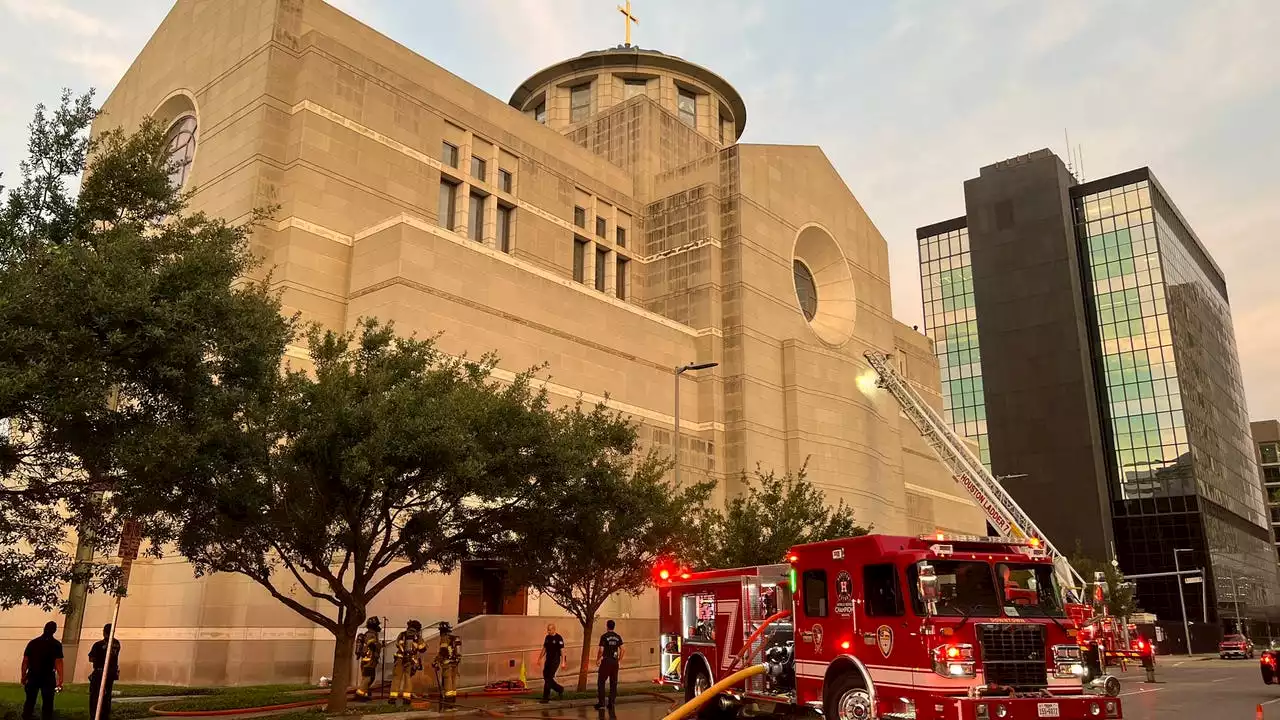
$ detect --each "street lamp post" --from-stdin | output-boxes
[1174,548,1193,655]
[673,362,718,487]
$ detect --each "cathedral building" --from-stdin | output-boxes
[1,0,982,685]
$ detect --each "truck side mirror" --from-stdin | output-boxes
[918,563,939,615]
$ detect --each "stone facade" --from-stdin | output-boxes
[0,0,983,686]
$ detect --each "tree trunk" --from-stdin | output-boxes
[576,614,596,692]
[328,625,356,713]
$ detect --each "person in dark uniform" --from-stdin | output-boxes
[88,624,122,720]
[535,623,566,703]
[21,622,64,720]
[594,620,624,710]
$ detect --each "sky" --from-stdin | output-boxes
[0,0,1277,421]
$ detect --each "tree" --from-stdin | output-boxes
[160,320,563,712]
[1070,544,1138,618]
[696,460,869,570]
[504,402,714,691]
[0,90,292,609]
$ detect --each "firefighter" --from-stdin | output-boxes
[594,620,625,710]
[354,618,382,702]
[431,622,462,701]
[390,620,427,705]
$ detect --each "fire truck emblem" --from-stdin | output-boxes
[834,571,854,615]
[811,624,824,654]
[876,625,893,657]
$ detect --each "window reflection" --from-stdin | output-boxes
[919,226,990,467]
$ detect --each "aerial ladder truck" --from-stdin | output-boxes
[862,351,1154,680]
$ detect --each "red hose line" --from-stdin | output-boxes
[727,610,792,671]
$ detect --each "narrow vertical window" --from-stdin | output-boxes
[499,169,513,193]
[616,227,627,248]
[677,88,696,128]
[573,238,588,283]
[595,216,607,238]
[574,206,587,228]
[497,205,512,253]
[442,142,459,168]
[595,246,608,291]
[571,84,591,123]
[616,257,629,300]
[438,181,457,231]
[468,192,485,241]
[471,156,486,182]
[535,102,547,124]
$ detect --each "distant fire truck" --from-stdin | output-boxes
[655,533,1119,720]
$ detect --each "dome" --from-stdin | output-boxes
[509,45,747,143]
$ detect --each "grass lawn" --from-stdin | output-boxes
[0,684,314,720]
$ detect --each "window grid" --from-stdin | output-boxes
[918,226,990,467]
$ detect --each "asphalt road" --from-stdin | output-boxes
[470,660,1278,720]
[1117,656,1277,720]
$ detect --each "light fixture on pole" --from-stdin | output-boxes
[673,362,718,487]
[1174,548,1193,655]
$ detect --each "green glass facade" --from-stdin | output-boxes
[918,224,990,467]
[1075,177,1276,624]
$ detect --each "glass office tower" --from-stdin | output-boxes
[918,152,1278,639]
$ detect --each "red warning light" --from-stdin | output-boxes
[787,554,799,563]
[659,569,671,580]
[840,640,852,650]
[680,572,691,579]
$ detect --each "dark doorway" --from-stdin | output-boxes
[458,560,527,622]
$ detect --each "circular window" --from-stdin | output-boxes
[163,115,197,189]
[792,224,857,347]
[793,260,818,321]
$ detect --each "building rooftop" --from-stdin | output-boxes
[509,45,748,138]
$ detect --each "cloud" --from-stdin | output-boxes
[0,0,120,38]
[58,49,131,87]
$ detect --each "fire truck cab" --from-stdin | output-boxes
[656,534,1122,720]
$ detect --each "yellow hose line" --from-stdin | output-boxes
[661,664,768,720]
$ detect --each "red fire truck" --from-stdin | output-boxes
[655,533,1121,720]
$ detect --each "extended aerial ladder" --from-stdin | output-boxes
[862,351,1086,597]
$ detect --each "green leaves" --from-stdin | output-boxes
[0,90,292,609]
[696,460,869,570]
[1069,544,1139,618]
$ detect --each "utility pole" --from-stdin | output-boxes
[1174,549,1193,654]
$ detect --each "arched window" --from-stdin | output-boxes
[793,260,818,321]
[164,115,197,189]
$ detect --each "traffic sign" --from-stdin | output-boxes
[1184,576,1203,584]
[118,519,142,560]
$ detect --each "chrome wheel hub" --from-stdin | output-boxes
[693,675,710,697]
[839,689,873,720]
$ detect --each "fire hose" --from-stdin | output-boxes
[660,664,767,720]
[727,611,792,671]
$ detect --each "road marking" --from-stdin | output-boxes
[1119,688,1162,697]
[1212,678,1231,683]
[1262,697,1280,706]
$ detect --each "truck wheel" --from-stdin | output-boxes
[826,673,875,720]
[685,664,733,720]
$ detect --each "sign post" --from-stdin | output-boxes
[93,520,141,720]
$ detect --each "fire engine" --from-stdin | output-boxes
[651,352,1151,720]
[655,533,1119,720]
[858,352,1150,675]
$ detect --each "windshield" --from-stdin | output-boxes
[995,563,1065,617]
[910,560,1000,617]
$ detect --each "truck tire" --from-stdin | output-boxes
[685,663,733,720]
[825,672,875,720]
